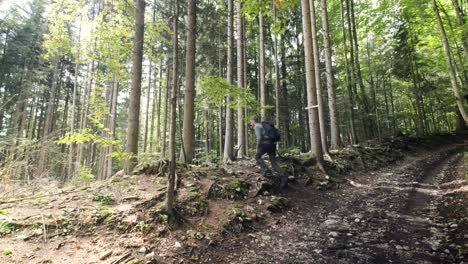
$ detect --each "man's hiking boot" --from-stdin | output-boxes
[280,175,288,190]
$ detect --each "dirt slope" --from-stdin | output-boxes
[199,138,468,263]
[0,134,466,264]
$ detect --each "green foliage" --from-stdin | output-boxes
[43,0,83,60]
[2,249,12,256]
[199,76,261,113]
[134,221,150,233]
[93,194,114,205]
[0,216,16,236]
[77,166,95,183]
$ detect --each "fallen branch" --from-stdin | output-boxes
[134,191,167,210]
[110,252,132,264]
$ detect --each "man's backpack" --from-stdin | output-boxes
[261,122,281,142]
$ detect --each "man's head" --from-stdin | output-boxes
[249,116,259,126]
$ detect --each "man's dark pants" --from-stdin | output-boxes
[255,141,284,178]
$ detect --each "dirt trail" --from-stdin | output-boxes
[200,144,468,263]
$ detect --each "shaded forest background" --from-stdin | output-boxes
[0,0,466,204]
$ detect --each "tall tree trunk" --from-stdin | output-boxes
[77,61,93,175]
[340,0,357,143]
[301,0,324,170]
[180,0,197,163]
[125,0,146,173]
[38,60,60,176]
[166,0,179,215]
[310,0,328,155]
[433,0,468,124]
[106,74,119,178]
[243,17,248,156]
[451,0,468,65]
[143,60,152,153]
[349,0,372,137]
[67,19,82,180]
[162,59,171,157]
[259,12,267,121]
[152,59,164,153]
[279,36,290,148]
[237,0,246,158]
[273,6,280,129]
[223,0,234,162]
[320,0,340,149]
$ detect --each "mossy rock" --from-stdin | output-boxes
[267,196,289,212]
[132,159,170,175]
[222,207,253,234]
[178,191,208,216]
[208,179,251,200]
[224,179,251,200]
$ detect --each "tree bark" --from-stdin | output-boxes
[340,0,357,143]
[166,0,179,214]
[68,18,82,180]
[273,6,280,129]
[309,0,328,155]
[223,0,234,162]
[125,0,146,173]
[237,0,246,158]
[259,12,267,121]
[180,0,197,163]
[162,59,171,157]
[320,0,340,149]
[451,0,468,65]
[433,0,468,124]
[279,36,290,147]
[38,59,60,176]
[107,74,119,178]
[143,60,152,153]
[301,0,324,169]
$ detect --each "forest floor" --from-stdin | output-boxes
[0,133,467,264]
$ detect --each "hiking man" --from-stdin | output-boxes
[249,117,288,190]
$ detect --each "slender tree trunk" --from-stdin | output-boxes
[223,0,234,162]
[301,0,324,170]
[162,59,171,157]
[433,0,468,124]
[166,0,179,214]
[67,19,82,180]
[340,0,357,143]
[243,17,248,156]
[451,0,468,65]
[273,6,280,129]
[310,0,328,155]
[259,12,267,121]
[180,0,197,163]
[320,0,340,149]
[279,37,290,147]
[156,59,165,152]
[77,61,93,174]
[152,60,163,153]
[38,59,60,176]
[106,74,119,178]
[143,60,152,153]
[349,0,372,137]
[237,0,246,158]
[125,0,146,173]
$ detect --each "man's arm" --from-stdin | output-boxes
[254,123,263,146]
